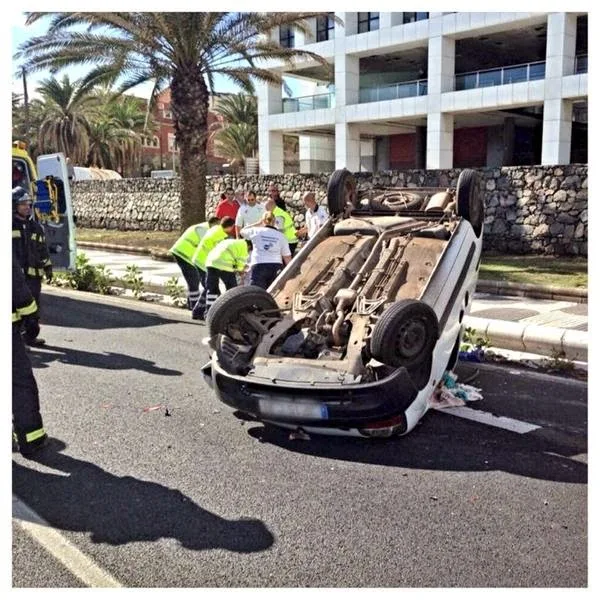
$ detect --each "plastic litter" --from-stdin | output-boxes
[289,429,311,441]
[458,348,486,363]
[428,370,483,409]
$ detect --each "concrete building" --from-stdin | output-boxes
[257,12,587,174]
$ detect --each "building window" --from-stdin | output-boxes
[153,136,160,148]
[402,12,429,24]
[358,12,379,33]
[279,24,295,48]
[316,14,335,42]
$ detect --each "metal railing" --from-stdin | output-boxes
[455,60,546,90]
[282,92,334,113]
[359,78,428,103]
[575,54,588,74]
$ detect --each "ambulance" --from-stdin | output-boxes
[12,141,77,271]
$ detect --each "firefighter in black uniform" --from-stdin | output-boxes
[12,186,53,346]
[12,255,48,457]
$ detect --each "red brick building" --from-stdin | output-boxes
[139,88,228,176]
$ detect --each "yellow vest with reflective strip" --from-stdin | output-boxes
[273,206,298,243]
[169,222,208,265]
[206,239,249,272]
[191,225,228,270]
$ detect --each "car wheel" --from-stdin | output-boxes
[370,300,439,369]
[327,168,358,216]
[456,168,484,237]
[207,285,280,343]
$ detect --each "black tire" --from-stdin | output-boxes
[456,168,484,237]
[207,285,280,341]
[327,168,358,216]
[370,300,439,369]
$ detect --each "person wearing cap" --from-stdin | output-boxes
[296,192,329,240]
[12,255,48,458]
[12,186,52,346]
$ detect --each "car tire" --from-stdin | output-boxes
[370,300,439,369]
[207,285,280,341]
[456,168,484,238]
[327,168,358,216]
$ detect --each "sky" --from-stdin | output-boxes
[9,9,319,102]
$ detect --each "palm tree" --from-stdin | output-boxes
[35,74,97,164]
[213,93,258,125]
[214,122,258,172]
[16,12,333,229]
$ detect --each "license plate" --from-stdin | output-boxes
[258,399,329,420]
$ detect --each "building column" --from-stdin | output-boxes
[426,35,455,169]
[426,113,454,169]
[541,99,573,165]
[335,12,357,37]
[334,54,359,108]
[541,13,577,166]
[299,135,335,173]
[258,82,284,174]
[335,122,361,172]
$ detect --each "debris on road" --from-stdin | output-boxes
[428,371,483,409]
[289,429,311,441]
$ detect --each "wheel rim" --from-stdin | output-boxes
[395,318,427,359]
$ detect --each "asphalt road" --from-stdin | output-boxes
[12,288,588,588]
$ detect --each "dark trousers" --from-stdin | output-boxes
[174,255,201,309]
[250,263,281,290]
[192,269,208,320]
[13,323,45,450]
[23,276,42,342]
[288,243,298,257]
[205,267,238,314]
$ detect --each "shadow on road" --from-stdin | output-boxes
[245,415,587,485]
[13,439,274,553]
[41,292,185,330]
[28,344,182,376]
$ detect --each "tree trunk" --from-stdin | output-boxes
[171,63,209,231]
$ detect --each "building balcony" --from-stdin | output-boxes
[282,92,335,113]
[359,78,428,103]
[455,60,546,90]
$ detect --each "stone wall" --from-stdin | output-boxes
[72,164,588,256]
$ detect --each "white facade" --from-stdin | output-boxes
[258,12,587,174]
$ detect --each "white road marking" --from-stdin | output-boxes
[435,406,542,434]
[12,495,122,588]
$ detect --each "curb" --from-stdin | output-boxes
[77,240,588,302]
[463,316,587,362]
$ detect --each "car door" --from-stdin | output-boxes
[36,153,77,271]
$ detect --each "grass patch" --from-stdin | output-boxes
[479,254,587,288]
[75,228,588,289]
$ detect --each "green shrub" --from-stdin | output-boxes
[51,252,113,294]
[122,264,145,299]
[165,276,187,307]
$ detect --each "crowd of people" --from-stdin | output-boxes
[170,183,329,320]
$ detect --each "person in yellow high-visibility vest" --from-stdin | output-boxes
[169,216,219,311]
[191,217,235,320]
[204,238,252,315]
[265,198,298,256]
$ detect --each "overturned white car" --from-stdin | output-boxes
[202,168,484,438]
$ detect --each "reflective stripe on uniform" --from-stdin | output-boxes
[12,230,21,238]
[31,233,45,243]
[27,267,42,277]
[18,299,38,318]
[25,428,46,443]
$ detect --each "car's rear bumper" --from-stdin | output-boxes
[202,358,419,430]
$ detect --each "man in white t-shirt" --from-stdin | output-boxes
[297,192,329,240]
[240,212,291,289]
[235,190,265,237]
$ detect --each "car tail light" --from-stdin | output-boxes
[358,414,407,438]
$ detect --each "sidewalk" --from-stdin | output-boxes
[78,245,588,363]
